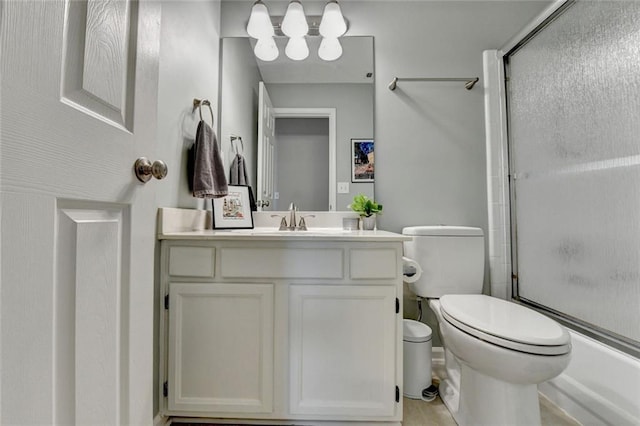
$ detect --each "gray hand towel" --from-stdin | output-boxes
[192,120,228,198]
[230,153,250,186]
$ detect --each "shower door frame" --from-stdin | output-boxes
[497,0,640,359]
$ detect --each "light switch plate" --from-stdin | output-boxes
[337,182,349,193]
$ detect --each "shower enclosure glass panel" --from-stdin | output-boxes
[506,0,640,352]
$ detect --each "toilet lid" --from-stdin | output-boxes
[440,295,571,355]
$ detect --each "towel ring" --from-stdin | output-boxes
[230,136,244,154]
[193,98,214,126]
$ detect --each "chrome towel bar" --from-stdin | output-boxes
[193,98,214,125]
[388,77,479,91]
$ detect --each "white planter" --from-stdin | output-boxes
[361,215,376,230]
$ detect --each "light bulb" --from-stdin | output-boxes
[281,1,308,38]
[247,0,274,39]
[319,1,346,38]
[285,37,309,61]
[254,37,279,61]
[318,37,342,61]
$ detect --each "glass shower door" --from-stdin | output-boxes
[505,0,640,355]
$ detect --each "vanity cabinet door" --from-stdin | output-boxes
[167,283,274,414]
[289,285,398,418]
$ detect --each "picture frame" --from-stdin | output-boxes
[351,138,375,182]
[212,185,254,229]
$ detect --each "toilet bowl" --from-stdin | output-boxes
[402,226,572,426]
[435,295,571,425]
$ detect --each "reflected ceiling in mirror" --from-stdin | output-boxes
[251,37,374,84]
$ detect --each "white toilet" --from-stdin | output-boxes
[402,226,571,426]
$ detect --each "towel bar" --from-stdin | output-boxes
[388,77,479,91]
[193,98,214,125]
[230,135,244,154]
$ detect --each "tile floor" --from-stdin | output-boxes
[402,363,581,426]
[178,392,580,426]
[403,393,581,426]
[176,363,582,426]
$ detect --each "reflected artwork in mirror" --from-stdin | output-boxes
[220,36,374,211]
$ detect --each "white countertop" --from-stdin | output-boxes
[157,207,410,241]
[159,228,411,242]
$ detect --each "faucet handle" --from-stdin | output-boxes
[297,214,316,231]
[270,214,288,231]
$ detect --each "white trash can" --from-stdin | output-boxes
[403,319,433,399]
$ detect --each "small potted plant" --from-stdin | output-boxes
[349,194,383,230]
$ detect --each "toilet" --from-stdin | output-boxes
[402,226,571,426]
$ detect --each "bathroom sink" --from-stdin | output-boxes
[229,227,355,236]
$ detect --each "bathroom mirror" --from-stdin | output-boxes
[220,36,374,211]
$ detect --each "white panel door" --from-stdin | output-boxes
[289,285,397,417]
[257,81,275,211]
[167,283,274,414]
[1,0,161,424]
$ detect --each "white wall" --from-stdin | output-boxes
[154,0,221,417]
[156,0,222,210]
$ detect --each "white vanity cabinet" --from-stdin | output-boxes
[167,282,274,414]
[289,284,397,417]
[158,233,408,425]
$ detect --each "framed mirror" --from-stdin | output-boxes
[220,36,374,211]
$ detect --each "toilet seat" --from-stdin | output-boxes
[440,295,571,356]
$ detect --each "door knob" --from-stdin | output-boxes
[134,157,168,183]
[256,199,270,208]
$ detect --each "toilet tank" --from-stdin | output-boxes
[402,226,485,298]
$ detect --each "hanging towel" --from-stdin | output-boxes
[192,120,228,198]
[229,153,250,186]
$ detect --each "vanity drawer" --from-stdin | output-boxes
[220,248,343,279]
[168,246,215,278]
[350,248,397,280]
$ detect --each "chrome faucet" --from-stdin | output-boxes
[271,214,288,231]
[288,203,297,230]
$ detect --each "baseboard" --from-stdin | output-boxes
[169,419,400,426]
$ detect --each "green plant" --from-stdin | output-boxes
[349,194,383,217]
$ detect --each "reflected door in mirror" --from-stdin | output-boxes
[257,82,275,211]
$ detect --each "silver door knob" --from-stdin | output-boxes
[134,157,168,183]
[256,199,270,208]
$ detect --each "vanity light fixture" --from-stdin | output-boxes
[246,0,348,62]
[318,37,342,61]
[281,1,308,60]
[254,37,279,62]
[247,0,279,61]
[281,1,308,38]
[285,37,310,61]
[319,0,347,38]
[247,0,274,39]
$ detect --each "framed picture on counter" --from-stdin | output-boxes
[212,185,254,229]
[351,138,375,182]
